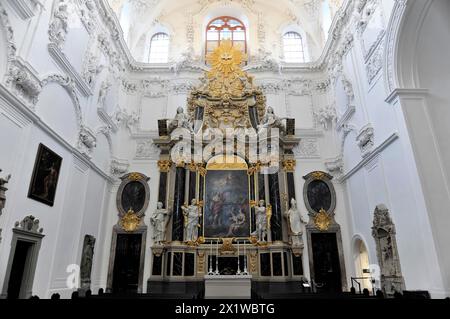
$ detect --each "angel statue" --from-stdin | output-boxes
[150,202,171,245]
[284,198,307,247]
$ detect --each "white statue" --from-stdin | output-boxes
[182,199,201,242]
[284,198,307,246]
[98,80,111,107]
[169,107,193,132]
[150,202,170,245]
[257,107,286,132]
[252,200,268,242]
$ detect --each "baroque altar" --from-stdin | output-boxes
[148,41,306,288]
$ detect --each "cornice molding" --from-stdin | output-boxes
[0,83,114,183]
[385,88,429,104]
[48,43,93,97]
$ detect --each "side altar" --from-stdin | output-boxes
[148,41,307,289]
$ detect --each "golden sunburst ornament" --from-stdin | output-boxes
[207,40,247,77]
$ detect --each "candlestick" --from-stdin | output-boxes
[237,240,241,275]
[243,240,248,275]
[214,239,219,275]
[208,240,213,275]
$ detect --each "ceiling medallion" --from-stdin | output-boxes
[314,208,332,231]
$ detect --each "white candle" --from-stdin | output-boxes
[237,240,240,257]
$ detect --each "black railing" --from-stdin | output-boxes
[351,277,374,295]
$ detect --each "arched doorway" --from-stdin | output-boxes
[353,238,371,292]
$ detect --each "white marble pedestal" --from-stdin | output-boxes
[204,275,252,299]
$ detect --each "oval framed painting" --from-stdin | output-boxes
[303,171,336,215]
[116,173,150,217]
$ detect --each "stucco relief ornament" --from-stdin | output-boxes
[0,169,11,216]
[314,104,337,130]
[48,0,69,49]
[98,80,111,108]
[83,52,103,88]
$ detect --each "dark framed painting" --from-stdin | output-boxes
[28,144,63,207]
[203,170,251,239]
[116,173,150,218]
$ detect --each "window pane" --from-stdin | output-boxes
[149,33,169,63]
[206,16,247,64]
[233,30,245,41]
[220,29,232,40]
[283,32,305,63]
[207,30,219,41]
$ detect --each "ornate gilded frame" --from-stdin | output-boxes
[116,172,151,218]
[201,155,254,241]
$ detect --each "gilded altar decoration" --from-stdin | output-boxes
[250,251,258,273]
[186,236,205,247]
[120,208,141,232]
[187,161,197,172]
[219,237,237,254]
[311,171,326,180]
[128,172,144,181]
[314,208,332,231]
[266,204,272,229]
[157,160,172,172]
[249,235,258,245]
[187,40,266,130]
[283,159,297,172]
[197,251,205,273]
[207,40,246,77]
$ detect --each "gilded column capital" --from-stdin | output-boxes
[157,160,172,172]
[282,159,297,172]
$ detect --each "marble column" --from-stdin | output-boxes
[157,160,171,206]
[268,173,282,241]
[283,159,297,201]
[187,163,197,203]
[249,168,256,233]
[172,164,186,241]
[198,164,206,238]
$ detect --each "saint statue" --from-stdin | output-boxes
[169,107,193,132]
[182,199,201,242]
[150,202,170,245]
[257,107,286,133]
[252,200,268,242]
[284,198,307,246]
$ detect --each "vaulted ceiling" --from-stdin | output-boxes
[106,0,344,62]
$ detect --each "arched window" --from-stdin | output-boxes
[283,32,305,63]
[149,33,169,63]
[206,16,247,60]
